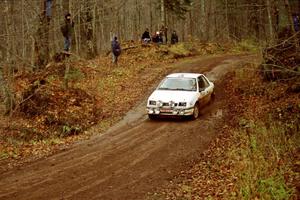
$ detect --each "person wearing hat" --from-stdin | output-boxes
[61,13,74,52]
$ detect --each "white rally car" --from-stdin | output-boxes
[147,73,214,119]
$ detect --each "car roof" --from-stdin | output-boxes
[166,73,203,79]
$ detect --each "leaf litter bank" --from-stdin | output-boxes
[0,42,229,170]
[154,62,300,199]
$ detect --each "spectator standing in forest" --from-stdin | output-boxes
[141,28,151,43]
[171,30,179,44]
[159,30,164,44]
[61,13,74,52]
[111,36,121,65]
[160,25,168,44]
[152,31,163,44]
[292,13,300,32]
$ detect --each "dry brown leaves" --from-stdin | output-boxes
[156,64,300,199]
[0,42,226,169]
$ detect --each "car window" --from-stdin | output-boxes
[198,76,210,91]
[198,77,205,91]
[202,76,210,88]
[158,78,197,91]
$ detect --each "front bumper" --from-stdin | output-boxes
[147,107,194,116]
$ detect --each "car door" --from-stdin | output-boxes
[198,75,211,105]
[197,76,208,107]
[202,75,214,101]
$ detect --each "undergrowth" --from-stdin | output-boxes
[233,121,298,199]
[231,38,260,53]
[156,62,299,200]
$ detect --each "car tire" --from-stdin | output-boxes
[192,103,200,120]
[210,92,216,103]
[148,114,157,120]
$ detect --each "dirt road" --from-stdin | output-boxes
[0,55,252,200]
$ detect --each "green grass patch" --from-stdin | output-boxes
[231,39,260,53]
[234,121,298,199]
[169,43,193,58]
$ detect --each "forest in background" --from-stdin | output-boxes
[0,0,299,67]
[0,0,298,119]
[0,1,299,198]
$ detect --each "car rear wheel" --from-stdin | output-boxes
[209,92,215,104]
[192,103,200,120]
[211,92,215,100]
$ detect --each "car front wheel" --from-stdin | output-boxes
[148,114,157,120]
[192,103,200,120]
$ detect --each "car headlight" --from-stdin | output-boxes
[179,102,187,107]
[157,100,163,107]
[149,100,156,106]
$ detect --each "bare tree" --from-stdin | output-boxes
[266,0,275,44]
[84,0,97,58]
[0,67,15,115]
[0,0,297,69]
[34,0,52,69]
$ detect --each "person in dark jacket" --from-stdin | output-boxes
[171,30,179,44]
[61,13,74,52]
[152,31,163,44]
[111,36,121,64]
[293,13,300,32]
[141,28,151,43]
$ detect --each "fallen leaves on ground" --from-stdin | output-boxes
[154,63,300,199]
[0,42,229,170]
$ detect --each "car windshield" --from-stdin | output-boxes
[157,77,197,91]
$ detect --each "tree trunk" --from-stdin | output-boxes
[225,0,230,39]
[21,0,26,69]
[63,0,70,13]
[161,0,165,27]
[200,0,206,40]
[266,0,274,45]
[34,0,51,69]
[150,0,153,32]
[85,0,96,58]
[4,0,11,64]
[0,67,15,115]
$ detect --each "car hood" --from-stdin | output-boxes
[148,90,198,103]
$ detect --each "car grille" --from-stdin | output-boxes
[162,102,178,107]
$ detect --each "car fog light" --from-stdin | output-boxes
[154,109,160,114]
[149,109,154,114]
[179,110,185,115]
[173,110,178,115]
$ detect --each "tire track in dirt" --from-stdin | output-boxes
[0,54,256,200]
